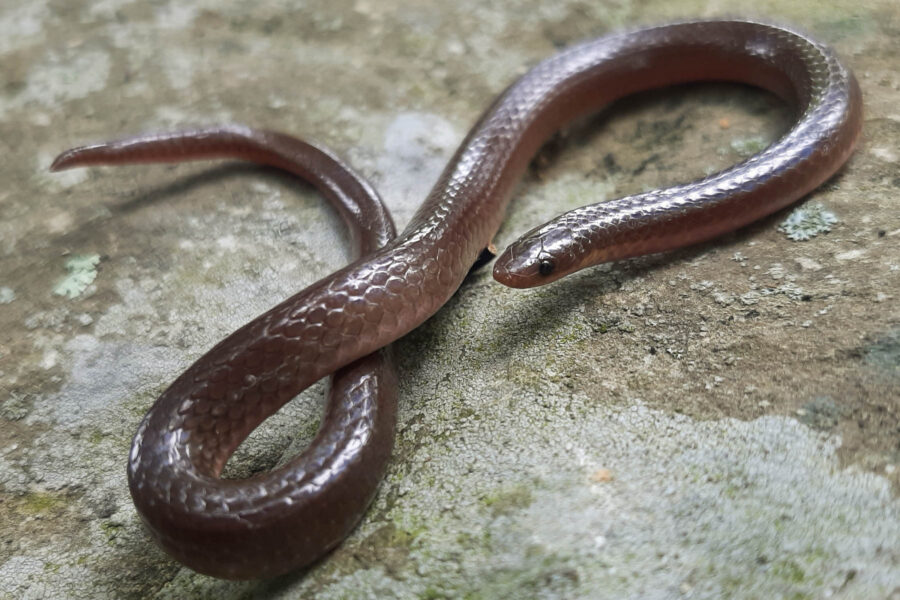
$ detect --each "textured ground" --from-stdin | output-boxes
[1,0,898,599]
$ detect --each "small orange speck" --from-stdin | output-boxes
[590,468,613,483]
[718,118,731,129]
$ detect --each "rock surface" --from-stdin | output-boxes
[1,1,898,598]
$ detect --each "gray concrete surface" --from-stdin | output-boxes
[1,1,898,598]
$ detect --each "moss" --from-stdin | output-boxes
[863,329,900,380]
[772,559,806,584]
[481,484,534,517]
[456,406,477,419]
[453,551,582,600]
[44,562,61,573]
[300,417,322,441]
[99,520,123,543]
[814,16,870,39]
[125,394,157,419]
[389,525,424,549]
[22,491,66,515]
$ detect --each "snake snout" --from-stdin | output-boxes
[493,239,556,288]
[494,224,586,288]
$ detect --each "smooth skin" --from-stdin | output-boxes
[53,128,401,578]
[52,20,861,579]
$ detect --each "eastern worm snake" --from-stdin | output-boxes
[53,129,401,578]
[51,20,861,579]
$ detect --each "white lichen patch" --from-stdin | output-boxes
[160,50,199,90]
[298,399,898,600]
[0,49,111,116]
[86,0,141,20]
[25,334,181,428]
[0,3,48,54]
[154,2,199,29]
[53,254,100,299]
[375,112,462,228]
[869,146,898,163]
[835,249,867,261]
[778,202,838,241]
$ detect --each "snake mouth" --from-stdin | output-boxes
[492,246,532,288]
[492,241,559,288]
[492,263,533,288]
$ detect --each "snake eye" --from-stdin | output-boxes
[538,258,555,276]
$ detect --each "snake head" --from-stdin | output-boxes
[492,225,582,289]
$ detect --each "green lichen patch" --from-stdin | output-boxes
[863,329,900,380]
[53,254,101,299]
[777,202,838,241]
[730,135,770,157]
[797,397,849,431]
[0,392,32,420]
[771,558,808,585]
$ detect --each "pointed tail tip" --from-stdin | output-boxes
[50,145,102,171]
[49,150,76,172]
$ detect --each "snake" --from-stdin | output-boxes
[51,20,862,579]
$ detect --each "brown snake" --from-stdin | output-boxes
[52,20,861,579]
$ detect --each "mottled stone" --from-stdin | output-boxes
[2,0,898,598]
